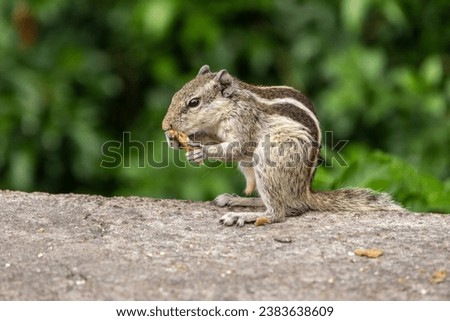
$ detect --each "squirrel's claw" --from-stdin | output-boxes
[186,141,204,163]
[186,147,204,163]
[187,141,202,149]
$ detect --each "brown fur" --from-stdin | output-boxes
[162,65,404,227]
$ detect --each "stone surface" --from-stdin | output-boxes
[0,190,448,300]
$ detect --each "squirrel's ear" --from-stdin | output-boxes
[198,65,211,75]
[215,69,235,98]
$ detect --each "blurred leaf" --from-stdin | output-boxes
[341,0,371,34]
[381,1,407,27]
[420,55,443,86]
[134,0,177,39]
[8,147,35,191]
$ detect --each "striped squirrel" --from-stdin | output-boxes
[162,65,404,226]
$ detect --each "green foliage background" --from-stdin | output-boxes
[0,0,449,213]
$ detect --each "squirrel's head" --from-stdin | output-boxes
[162,65,236,136]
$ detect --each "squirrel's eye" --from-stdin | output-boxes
[187,97,200,108]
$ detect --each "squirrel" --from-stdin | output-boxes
[162,65,404,226]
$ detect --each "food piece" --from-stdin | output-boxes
[354,248,384,258]
[429,270,448,284]
[255,216,271,226]
[167,129,194,151]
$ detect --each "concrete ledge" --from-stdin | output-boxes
[0,190,448,300]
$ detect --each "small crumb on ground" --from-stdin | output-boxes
[354,248,384,258]
[429,270,448,284]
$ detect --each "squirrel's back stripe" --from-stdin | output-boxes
[246,85,316,113]
[244,92,321,145]
[261,103,319,144]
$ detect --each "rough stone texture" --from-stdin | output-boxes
[0,190,448,300]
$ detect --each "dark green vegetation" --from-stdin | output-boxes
[0,0,448,212]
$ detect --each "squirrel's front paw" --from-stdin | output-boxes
[185,142,204,163]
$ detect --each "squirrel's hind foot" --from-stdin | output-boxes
[220,210,284,227]
[220,212,261,227]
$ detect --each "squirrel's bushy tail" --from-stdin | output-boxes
[307,188,404,212]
